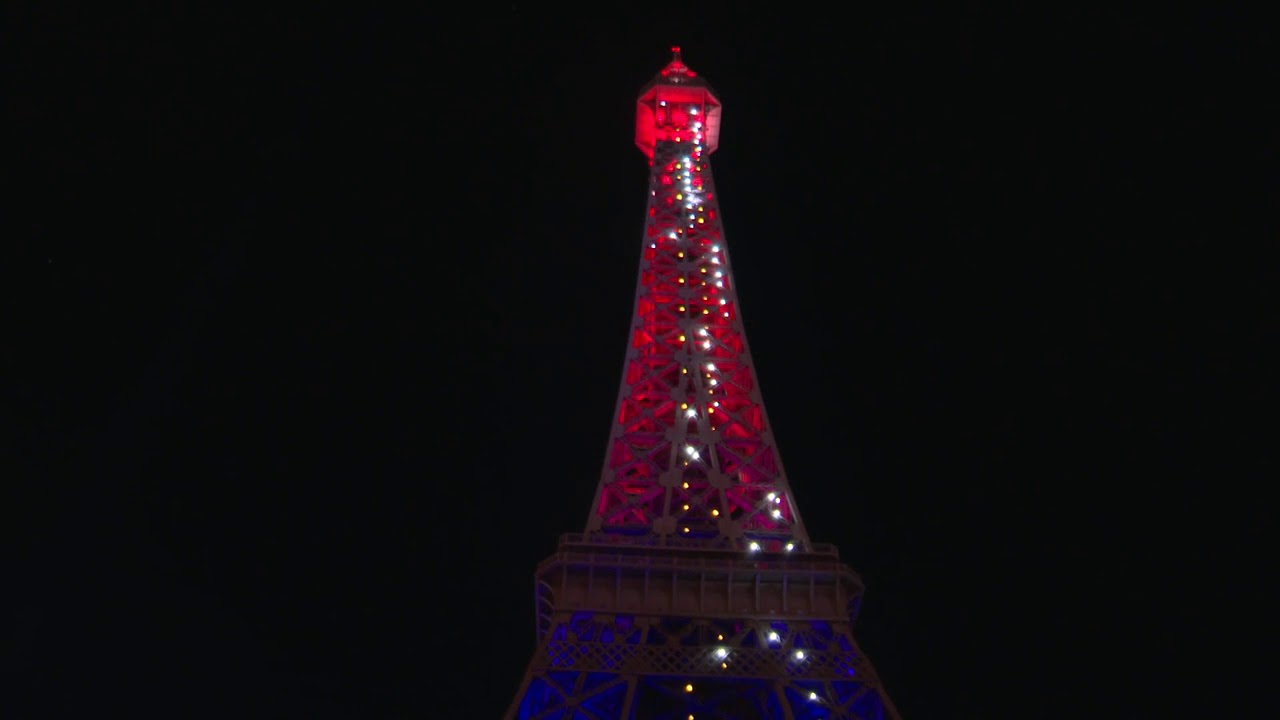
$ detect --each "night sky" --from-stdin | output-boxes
[8,7,1270,719]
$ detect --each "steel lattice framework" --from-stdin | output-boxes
[506,49,902,720]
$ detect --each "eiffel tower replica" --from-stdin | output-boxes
[505,48,903,720]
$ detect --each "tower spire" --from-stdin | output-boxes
[595,45,800,552]
[505,49,903,720]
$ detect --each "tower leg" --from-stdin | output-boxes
[501,670,533,720]
[773,681,796,720]
[619,676,638,720]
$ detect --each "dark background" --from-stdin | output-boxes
[7,6,1271,719]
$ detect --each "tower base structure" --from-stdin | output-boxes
[505,535,902,720]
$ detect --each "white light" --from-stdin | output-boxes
[686,445,696,455]
[711,245,720,251]
[650,243,657,248]
[766,492,776,501]
[686,408,697,418]
[794,650,805,660]
[715,281,723,287]
[705,363,716,371]
[703,341,712,349]
[785,542,795,551]
[748,541,760,552]
[690,106,698,113]
[709,379,717,386]
[694,122,702,128]
[809,692,819,701]
[714,271,723,278]
[699,328,708,336]
[719,299,726,305]
[774,496,782,504]
[713,647,728,659]
[669,232,677,239]
[767,631,780,643]
[660,100,667,106]
[772,509,782,518]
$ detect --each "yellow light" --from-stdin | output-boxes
[678,335,686,342]
[683,527,689,533]
[685,684,694,692]
[702,308,709,314]
[678,305,685,311]
[682,482,689,489]
[708,407,714,414]
[679,278,685,283]
[682,368,688,374]
[721,662,728,668]
[676,194,683,200]
[717,634,723,640]
[697,218,704,224]
[682,504,689,511]
[677,252,684,258]
[680,402,688,409]
[711,509,719,516]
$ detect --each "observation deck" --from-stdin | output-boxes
[532,533,867,642]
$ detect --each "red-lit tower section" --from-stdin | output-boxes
[506,49,902,720]
[586,48,808,553]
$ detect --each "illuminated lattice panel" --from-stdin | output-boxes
[589,130,806,553]
[517,614,889,719]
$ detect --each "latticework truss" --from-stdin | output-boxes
[511,613,893,720]
[507,49,903,720]
[505,541,901,719]
[585,95,808,553]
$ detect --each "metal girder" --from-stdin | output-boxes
[505,588,901,720]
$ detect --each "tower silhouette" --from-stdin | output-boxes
[505,48,902,720]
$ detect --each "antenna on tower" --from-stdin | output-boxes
[671,45,682,62]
